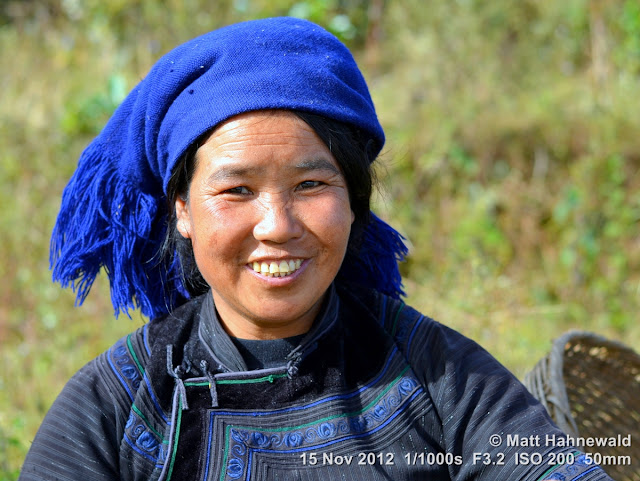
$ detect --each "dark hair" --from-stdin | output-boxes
[161,110,378,298]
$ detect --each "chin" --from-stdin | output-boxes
[248,300,317,325]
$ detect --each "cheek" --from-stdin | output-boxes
[188,201,249,254]
[304,195,353,244]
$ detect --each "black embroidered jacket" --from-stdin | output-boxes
[20,285,613,481]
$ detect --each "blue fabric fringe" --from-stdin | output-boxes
[50,143,186,319]
[339,213,408,299]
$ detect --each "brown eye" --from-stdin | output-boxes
[297,181,322,190]
[224,186,252,195]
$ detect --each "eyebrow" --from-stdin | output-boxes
[294,158,340,175]
[205,166,261,184]
[205,158,340,184]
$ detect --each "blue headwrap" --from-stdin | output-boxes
[51,17,407,319]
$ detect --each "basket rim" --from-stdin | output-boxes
[549,329,640,370]
[536,330,640,437]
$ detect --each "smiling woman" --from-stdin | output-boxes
[174,111,354,339]
[20,17,615,481]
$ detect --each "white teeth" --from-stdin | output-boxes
[250,259,304,277]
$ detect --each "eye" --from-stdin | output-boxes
[223,186,252,195]
[297,180,323,190]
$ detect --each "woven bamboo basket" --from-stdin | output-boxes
[523,330,640,480]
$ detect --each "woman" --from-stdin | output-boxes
[20,17,613,481]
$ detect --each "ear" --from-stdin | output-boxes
[174,196,192,239]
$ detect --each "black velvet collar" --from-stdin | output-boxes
[197,285,340,374]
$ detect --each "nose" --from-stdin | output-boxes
[253,197,303,244]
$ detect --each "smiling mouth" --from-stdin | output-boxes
[250,259,303,277]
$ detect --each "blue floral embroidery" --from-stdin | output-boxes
[391,307,423,354]
[108,338,142,400]
[222,375,421,480]
[283,432,304,448]
[251,432,271,448]
[226,437,247,479]
[124,409,166,464]
[227,458,244,479]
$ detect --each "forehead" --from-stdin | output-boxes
[194,110,339,174]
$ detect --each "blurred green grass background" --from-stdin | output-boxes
[2,0,640,477]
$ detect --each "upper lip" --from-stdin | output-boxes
[247,256,306,264]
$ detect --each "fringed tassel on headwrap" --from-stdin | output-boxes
[50,142,186,319]
[340,213,409,299]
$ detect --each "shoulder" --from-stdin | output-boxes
[95,293,207,407]
[337,283,484,373]
[382,295,525,402]
[20,296,205,481]
[338,284,525,400]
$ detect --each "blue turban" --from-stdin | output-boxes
[51,17,407,318]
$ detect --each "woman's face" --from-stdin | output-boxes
[175,111,354,340]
